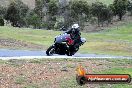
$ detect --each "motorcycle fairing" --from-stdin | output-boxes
[55,33,71,43]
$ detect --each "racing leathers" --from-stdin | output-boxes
[65,28,82,54]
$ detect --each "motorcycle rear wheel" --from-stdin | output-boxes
[46,46,55,56]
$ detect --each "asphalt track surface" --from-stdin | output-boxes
[0,49,131,60]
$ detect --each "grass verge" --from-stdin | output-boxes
[0,22,132,56]
[0,58,132,88]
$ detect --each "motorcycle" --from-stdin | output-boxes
[46,33,86,56]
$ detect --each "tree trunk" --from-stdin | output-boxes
[119,14,122,20]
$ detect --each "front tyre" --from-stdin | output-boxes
[66,52,72,56]
[46,45,55,56]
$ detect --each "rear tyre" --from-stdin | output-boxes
[46,46,55,56]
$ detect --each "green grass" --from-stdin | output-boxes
[105,59,132,66]
[98,67,132,88]
[0,59,6,64]
[61,75,132,88]
[82,23,132,42]
[101,68,132,75]
[95,59,132,88]
[80,23,132,56]
[6,59,26,67]
[0,22,132,56]
[0,26,61,47]
[59,58,132,88]
[60,76,87,88]
[15,76,27,84]
[98,59,132,75]
[0,58,132,88]
[24,84,39,88]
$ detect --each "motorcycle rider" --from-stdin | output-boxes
[65,24,82,55]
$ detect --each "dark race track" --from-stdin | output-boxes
[0,49,131,59]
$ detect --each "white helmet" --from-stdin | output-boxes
[72,24,79,29]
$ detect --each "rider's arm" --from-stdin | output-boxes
[65,29,72,34]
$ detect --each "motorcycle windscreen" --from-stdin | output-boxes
[55,33,70,43]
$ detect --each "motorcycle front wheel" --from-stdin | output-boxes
[46,45,55,56]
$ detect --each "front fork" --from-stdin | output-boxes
[69,45,79,55]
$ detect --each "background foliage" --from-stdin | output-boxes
[0,0,131,30]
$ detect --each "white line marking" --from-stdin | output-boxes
[0,56,131,60]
